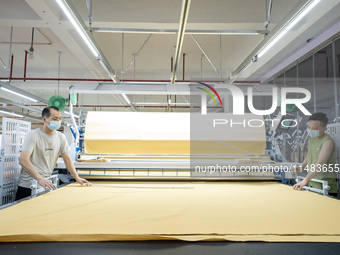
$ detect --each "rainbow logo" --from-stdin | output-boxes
[196,82,223,106]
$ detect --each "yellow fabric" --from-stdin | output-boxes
[84,112,190,155]
[84,112,266,155]
[1,181,340,242]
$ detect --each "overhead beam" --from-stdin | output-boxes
[69,84,276,96]
[92,27,268,35]
[171,0,192,84]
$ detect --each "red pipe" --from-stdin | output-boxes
[5,51,261,84]
[0,77,261,84]
[0,77,226,82]
[9,54,14,80]
[24,51,28,82]
[76,93,79,107]
[120,79,233,83]
[171,56,173,73]
[0,77,113,82]
[183,53,185,80]
[166,95,168,112]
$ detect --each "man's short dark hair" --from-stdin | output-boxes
[308,112,328,127]
[42,106,60,118]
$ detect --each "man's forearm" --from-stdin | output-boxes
[19,159,44,181]
[304,171,319,182]
[64,159,79,179]
[300,157,308,170]
[304,163,323,181]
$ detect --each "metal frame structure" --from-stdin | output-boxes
[296,176,330,196]
[0,117,31,206]
[30,174,59,197]
[56,157,282,180]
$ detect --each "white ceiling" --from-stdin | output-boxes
[0,0,339,118]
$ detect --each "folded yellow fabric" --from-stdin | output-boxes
[84,112,266,155]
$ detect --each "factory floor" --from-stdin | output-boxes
[1,241,340,255]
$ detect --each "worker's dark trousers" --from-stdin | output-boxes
[15,186,32,201]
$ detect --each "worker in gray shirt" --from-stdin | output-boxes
[15,106,90,200]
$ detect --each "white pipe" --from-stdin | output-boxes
[69,94,80,147]
[92,28,266,35]
[201,94,207,115]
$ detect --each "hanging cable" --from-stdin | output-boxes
[264,0,273,31]
[8,27,13,79]
[57,51,62,95]
[86,0,93,30]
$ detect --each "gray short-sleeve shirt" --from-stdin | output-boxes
[18,128,70,188]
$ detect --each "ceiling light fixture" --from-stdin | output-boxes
[55,0,99,57]
[56,0,118,82]
[257,0,321,58]
[55,0,119,83]
[64,111,80,118]
[0,87,38,102]
[0,110,24,117]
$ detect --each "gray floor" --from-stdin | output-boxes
[1,242,340,255]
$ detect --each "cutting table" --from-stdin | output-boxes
[1,112,339,254]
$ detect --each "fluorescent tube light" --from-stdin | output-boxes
[0,110,24,117]
[1,87,38,102]
[55,0,99,57]
[55,0,118,83]
[257,0,320,58]
[64,111,79,118]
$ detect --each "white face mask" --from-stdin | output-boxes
[306,128,320,138]
[47,120,61,131]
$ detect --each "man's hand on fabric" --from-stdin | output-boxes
[293,179,309,190]
[75,176,92,186]
[38,178,56,190]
